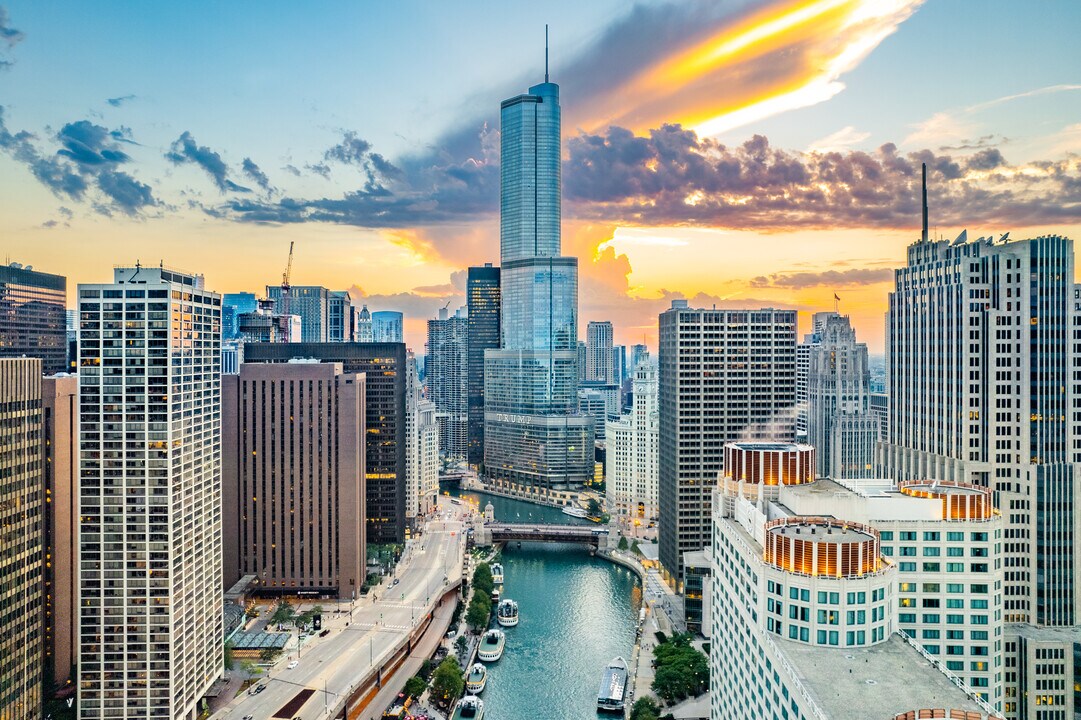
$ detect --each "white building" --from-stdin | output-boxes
[77,266,222,720]
[711,461,1002,720]
[405,352,440,527]
[879,227,1081,719]
[780,476,1005,708]
[606,355,658,526]
[418,398,439,517]
[805,313,879,479]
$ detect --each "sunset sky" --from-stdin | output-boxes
[2,0,1080,352]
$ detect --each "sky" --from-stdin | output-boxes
[2,0,1080,352]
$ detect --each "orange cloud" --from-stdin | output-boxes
[575,0,923,137]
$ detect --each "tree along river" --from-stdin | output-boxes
[452,489,643,719]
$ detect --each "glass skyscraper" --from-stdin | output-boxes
[484,70,593,489]
[467,264,500,467]
[0,264,67,375]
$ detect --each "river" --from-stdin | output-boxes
[453,489,643,719]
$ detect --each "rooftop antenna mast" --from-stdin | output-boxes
[921,162,928,243]
[545,24,549,83]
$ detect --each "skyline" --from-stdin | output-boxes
[2,0,1081,352]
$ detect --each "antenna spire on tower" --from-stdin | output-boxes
[545,24,549,83]
[921,162,929,243]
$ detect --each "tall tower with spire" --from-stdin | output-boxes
[483,31,594,489]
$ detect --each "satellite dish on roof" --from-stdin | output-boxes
[951,229,968,246]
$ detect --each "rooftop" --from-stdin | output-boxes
[728,441,812,452]
[768,519,875,545]
[780,633,996,719]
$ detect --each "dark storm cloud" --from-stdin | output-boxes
[0,107,156,215]
[563,126,1081,230]
[166,131,250,193]
[241,157,272,192]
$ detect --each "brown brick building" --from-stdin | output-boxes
[222,361,365,598]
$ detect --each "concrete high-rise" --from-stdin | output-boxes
[658,300,796,587]
[805,312,879,479]
[77,266,222,720]
[483,61,593,489]
[0,263,67,375]
[372,310,404,343]
[426,305,468,460]
[0,359,44,719]
[586,320,614,384]
[243,342,407,543]
[267,284,329,342]
[221,361,365,598]
[466,265,500,467]
[880,228,1081,719]
[405,353,439,526]
[42,374,77,694]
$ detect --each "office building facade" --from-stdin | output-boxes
[43,374,77,694]
[356,304,373,342]
[221,292,257,340]
[0,359,44,719]
[221,361,365,597]
[805,312,879,479]
[586,320,614,384]
[483,69,593,489]
[0,263,67,375]
[327,290,355,342]
[466,265,500,466]
[243,342,407,543]
[371,310,404,343]
[606,354,659,526]
[658,301,797,587]
[77,266,222,720]
[267,284,329,342]
[426,306,468,460]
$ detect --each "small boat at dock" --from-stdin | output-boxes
[490,563,504,585]
[465,663,488,694]
[477,629,505,662]
[496,599,519,627]
[597,656,628,713]
[562,506,588,518]
[450,695,484,720]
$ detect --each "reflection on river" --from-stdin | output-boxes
[453,489,642,719]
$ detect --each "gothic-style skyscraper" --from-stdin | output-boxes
[483,44,593,489]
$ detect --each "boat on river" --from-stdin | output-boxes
[477,629,505,662]
[562,506,588,518]
[465,663,488,694]
[490,563,504,585]
[596,657,628,713]
[450,695,484,720]
[496,599,519,627]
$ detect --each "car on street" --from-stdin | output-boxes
[287,660,299,669]
[243,715,253,720]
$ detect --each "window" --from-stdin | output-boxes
[880,531,894,541]
[947,614,965,624]
[900,562,916,572]
[947,563,964,572]
[923,562,941,572]
[924,547,941,556]
[924,532,940,541]
[947,532,963,542]
[947,547,964,557]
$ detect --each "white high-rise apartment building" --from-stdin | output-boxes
[658,300,797,586]
[606,354,658,525]
[806,312,879,479]
[879,175,1080,719]
[77,266,222,720]
[780,476,1005,708]
[711,479,1003,720]
[586,320,614,384]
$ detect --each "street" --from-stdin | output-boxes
[212,503,466,720]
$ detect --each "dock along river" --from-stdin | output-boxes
[453,489,643,719]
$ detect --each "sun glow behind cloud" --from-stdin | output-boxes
[587,0,923,138]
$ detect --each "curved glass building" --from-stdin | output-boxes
[484,74,593,489]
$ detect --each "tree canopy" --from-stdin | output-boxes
[431,656,464,704]
[651,633,709,703]
[472,563,494,596]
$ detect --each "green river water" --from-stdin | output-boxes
[453,489,643,720]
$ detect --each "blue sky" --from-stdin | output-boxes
[2,1,1080,350]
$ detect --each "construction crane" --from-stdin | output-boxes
[281,241,294,316]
